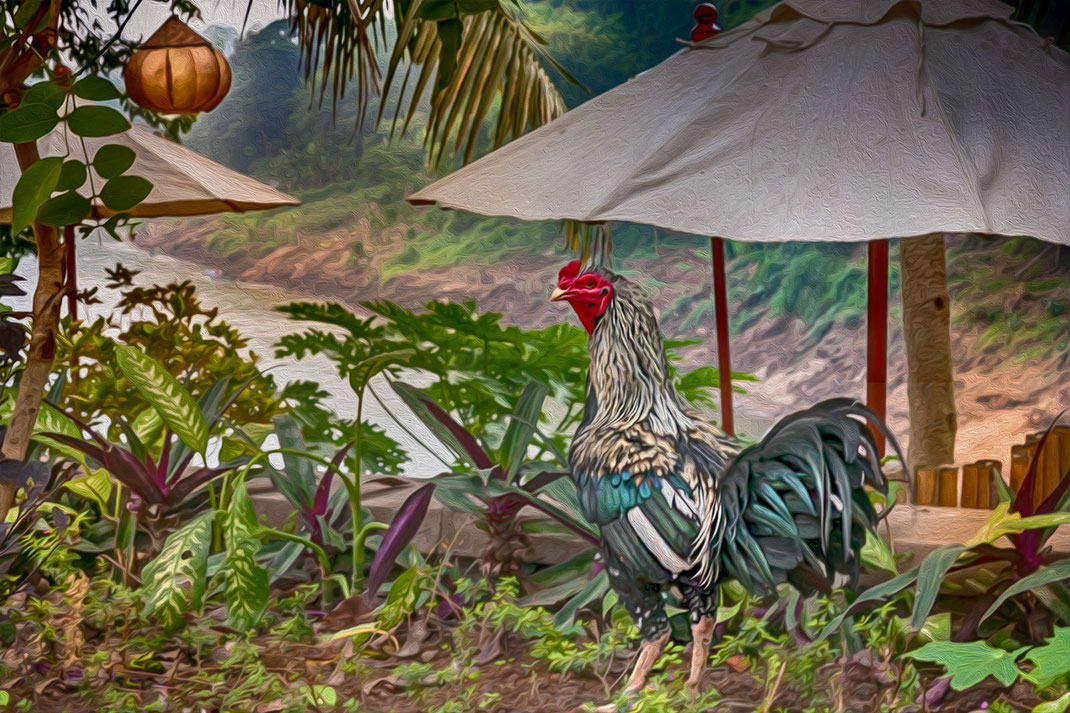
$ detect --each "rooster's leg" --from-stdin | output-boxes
[623,629,671,694]
[686,615,715,692]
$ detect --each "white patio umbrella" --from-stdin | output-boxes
[1,111,299,315]
[409,0,1070,471]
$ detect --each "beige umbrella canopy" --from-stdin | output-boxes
[1,117,299,223]
[410,0,1070,472]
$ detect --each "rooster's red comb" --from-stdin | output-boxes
[559,260,582,283]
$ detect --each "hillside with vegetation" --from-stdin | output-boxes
[140,0,1070,455]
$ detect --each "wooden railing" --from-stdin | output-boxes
[915,426,1070,508]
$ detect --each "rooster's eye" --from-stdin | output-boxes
[585,279,597,287]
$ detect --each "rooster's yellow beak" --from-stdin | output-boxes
[550,287,569,302]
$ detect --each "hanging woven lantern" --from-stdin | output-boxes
[123,16,231,114]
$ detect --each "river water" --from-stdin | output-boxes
[11,236,453,476]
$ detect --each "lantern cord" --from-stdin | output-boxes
[73,0,146,79]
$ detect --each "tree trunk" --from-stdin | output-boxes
[0,142,67,518]
[0,0,64,521]
[901,233,957,475]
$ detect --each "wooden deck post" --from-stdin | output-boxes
[867,240,889,455]
[711,237,733,436]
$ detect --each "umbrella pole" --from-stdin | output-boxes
[64,225,77,320]
[867,239,889,455]
[711,237,733,436]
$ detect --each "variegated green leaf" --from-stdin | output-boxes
[64,469,113,510]
[220,479,268,632]
[139,511,213,630]
[115,346,208,453]
[32,402,87,467]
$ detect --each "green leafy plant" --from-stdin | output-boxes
[55,270,285,440]
[822,412,1070,645]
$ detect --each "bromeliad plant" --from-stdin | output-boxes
[822,411,1070,645]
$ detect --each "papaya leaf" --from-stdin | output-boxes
[1023,627,1070,688]
[904,640,1026,690]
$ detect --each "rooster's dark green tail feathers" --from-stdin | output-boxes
[696,399,907,594]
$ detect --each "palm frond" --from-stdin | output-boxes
[281,0,386,124]
[380,0,579,167]
[560,220,612,268]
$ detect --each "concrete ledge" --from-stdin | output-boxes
[250,482,1070,568]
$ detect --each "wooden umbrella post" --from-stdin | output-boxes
[65,225,77,320]
[711,237,733,436]
[867,239,889,455]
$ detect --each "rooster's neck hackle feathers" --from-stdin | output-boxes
[584,271,695,435]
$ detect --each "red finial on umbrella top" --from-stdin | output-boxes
[691,3,721,42]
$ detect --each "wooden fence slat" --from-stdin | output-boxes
[937,465,959,507]
[961,462,981,508]
[982,459,1003,509]
[967,459,1003,509]
[916,466,938,505]
[1055,426,1070,487]
[1011,444,1033,495]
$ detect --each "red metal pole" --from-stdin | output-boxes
[711,237,733,436]
[64,225,77,320]
[867,239,889,455]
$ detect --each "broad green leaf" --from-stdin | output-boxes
[11,156,62,234]
[554,570,608,628]
[66,105,130,138]
[220,436,259,462]
[499,379,548,482]
[100,175,152,212]
[861,529,898,575]
[965,501,1021,547]
[1024,627,1070,688]
[918,612,951,643]
[0,102,60,142]
[72,76,122,101]
[115,346,208,453]
[131,405,164,447]
[347,349,414,394]
[13,0,45,29]
[35,191,91,227]
[21,81,66,110]
[904,640,1026,690]
[912,545,967,628]
[64,469,113,510]
[715,598,743,625]
[93,144,136,178]
[220,479,268,631]
[56,160,87,192]
[139,511,213,630]
[983,560,1070,622]
[1034,692,1070,713]
[817,566,921,641]
[33,402,87,467]
[300,685,337,707]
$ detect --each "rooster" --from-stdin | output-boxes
[550,260,898,701]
